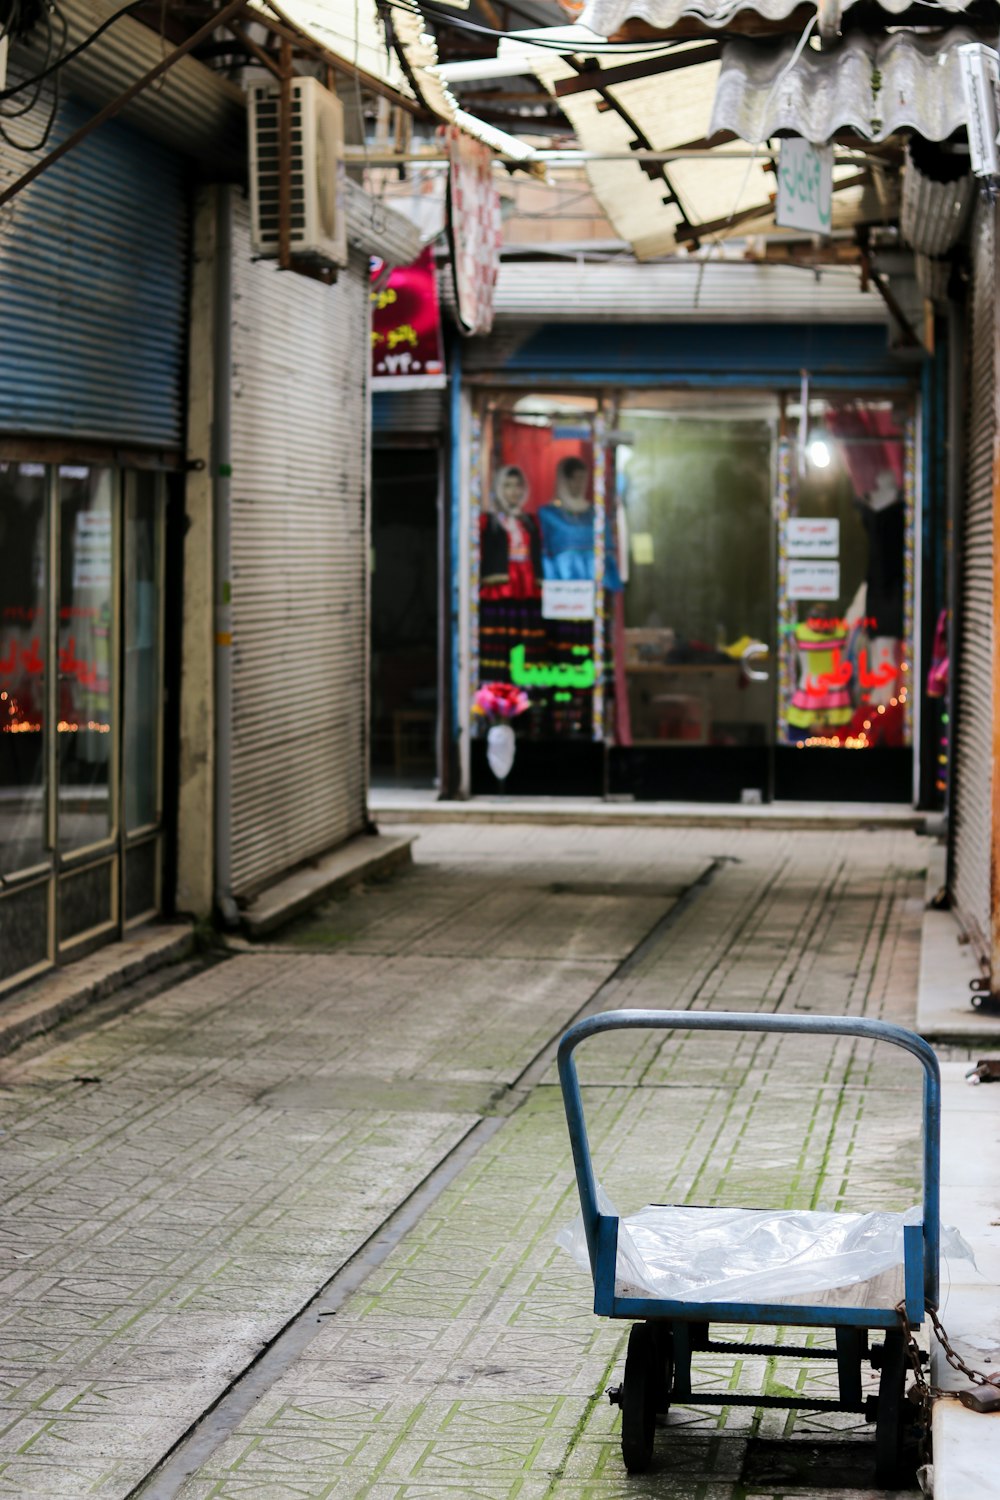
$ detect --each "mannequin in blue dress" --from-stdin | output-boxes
[537,457,622,589]
[535,456,621,736]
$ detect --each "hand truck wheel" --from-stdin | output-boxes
[621,1322,662,1474]
[874,1329,918,1490]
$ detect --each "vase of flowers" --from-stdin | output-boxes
[473,682,530,786]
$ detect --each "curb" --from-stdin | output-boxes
[370,798,925,833]
[0,923,195,1058]
[239,833,414,939]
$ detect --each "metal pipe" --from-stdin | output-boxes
[944,298,965,874]
[212,185,238,929]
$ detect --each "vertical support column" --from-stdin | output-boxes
[990,199,1000,983]
[775,436,794,744]
[592,409,607,743]
[903,415,917,754]
[212,186,236,926]
[460,397,482,798]
[176,185,218,918]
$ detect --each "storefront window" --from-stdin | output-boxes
[781,398,912,751]
[0,462,48,875]
[615,396,776,750]
[476,394,615,741]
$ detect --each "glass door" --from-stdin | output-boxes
[608,393,778,801]
[0,459,168,993]
[0,462,51,985]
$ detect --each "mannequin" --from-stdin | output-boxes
[856,468,904,639]
[478,464,543,686]
[537,456,622,590]
[480,465,541,599]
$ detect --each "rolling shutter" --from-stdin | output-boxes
[229,197,368,896]
[951,197,995,964]
[0,87,187,448]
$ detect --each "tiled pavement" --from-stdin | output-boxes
[0,824,960,1497]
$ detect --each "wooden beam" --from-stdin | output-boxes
[227,18,283,79]
[675,171,868,244]
[555,43,720,97]
[259,0,426,115]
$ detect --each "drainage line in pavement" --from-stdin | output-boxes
[132,856,724,1499]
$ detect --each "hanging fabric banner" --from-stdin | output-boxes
[442,124,501,336]
[370,247,447,391]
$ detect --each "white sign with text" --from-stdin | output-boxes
[785,518,840,558]
[787,560,841,600]
[542,579,596,621]
[776,139,833,236]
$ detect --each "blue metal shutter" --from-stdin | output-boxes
[0,93,188,448]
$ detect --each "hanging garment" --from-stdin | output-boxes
[480,512,542,600]
[858,499,904,638]
[537,503,622,591]
[788,622,854,734]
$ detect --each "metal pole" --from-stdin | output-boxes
[213,185,238,928]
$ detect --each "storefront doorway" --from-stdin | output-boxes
[369,448,441,790]
[0,461,167,992]
[467,387,915,803]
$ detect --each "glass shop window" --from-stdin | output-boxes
[782,397,912,751]
[476,394,622,741]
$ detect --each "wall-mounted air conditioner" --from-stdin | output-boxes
[249,74,348,268]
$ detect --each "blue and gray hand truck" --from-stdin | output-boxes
[557,1010,940,1488]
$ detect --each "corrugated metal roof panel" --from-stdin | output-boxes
[580,0,979,35]
[710,28,976,143]
[488,258,888,321]
[527,40,883,258]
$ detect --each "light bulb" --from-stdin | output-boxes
[808,438,832,469]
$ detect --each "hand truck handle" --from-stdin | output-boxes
[557,1010,941,1310]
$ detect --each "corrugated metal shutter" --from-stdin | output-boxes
[0,84,188,447]
[951,197,995,963]
[229,198,368,896]
[372,388,445,438]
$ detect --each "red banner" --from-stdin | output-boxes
[370,247,446,391]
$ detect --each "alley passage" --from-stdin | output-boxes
[0,823,950,1498]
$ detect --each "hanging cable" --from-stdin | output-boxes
[0,0,145,103]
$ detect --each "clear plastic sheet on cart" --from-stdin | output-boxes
[556,1194,975,1306]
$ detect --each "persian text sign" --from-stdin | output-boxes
[371,247,446,391]
[542,580,595,621]
[785,518,839,558]
[787,560,841,600]
[776,139,833,235]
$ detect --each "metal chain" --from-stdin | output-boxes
[895,1300,1000,1398]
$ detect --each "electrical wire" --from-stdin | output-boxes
[384,0,693,52]
[0,0,145,102]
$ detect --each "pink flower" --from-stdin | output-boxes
[474,682,530,721]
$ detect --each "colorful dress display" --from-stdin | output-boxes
[788,622,854,738]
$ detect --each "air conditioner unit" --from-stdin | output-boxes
[249,75,348,268]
